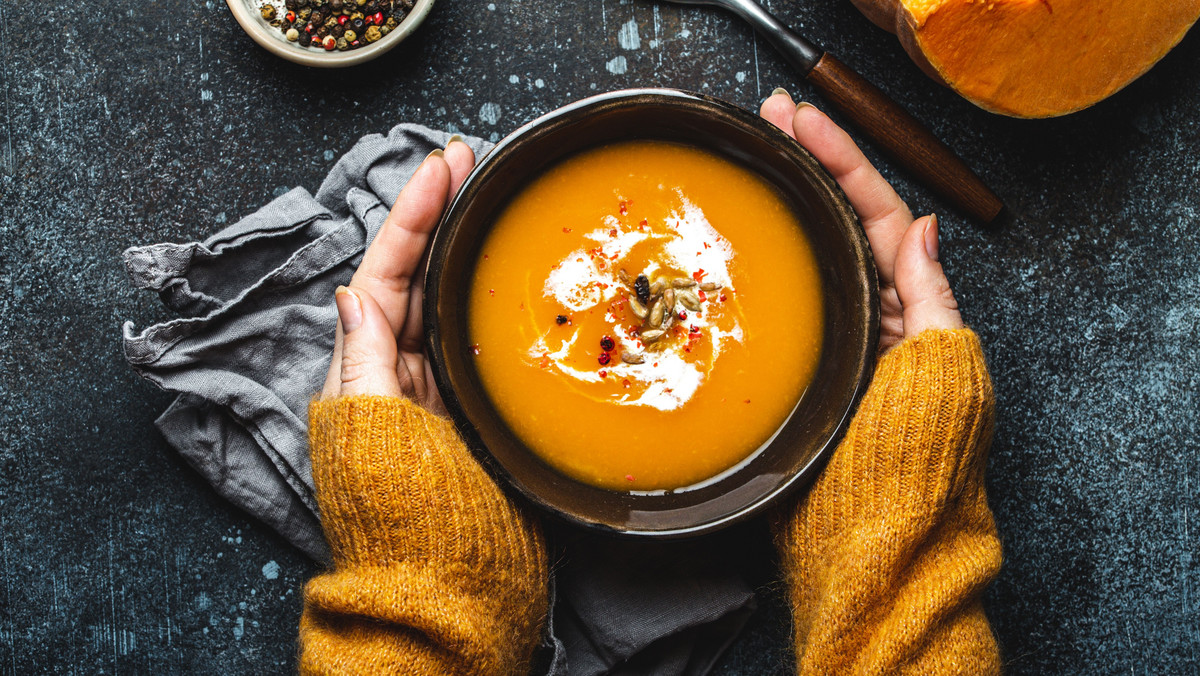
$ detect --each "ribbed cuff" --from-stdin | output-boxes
[854,328,993,512]
[308,395,546,578]
[779,328,994,543]
[769,329,1002,674]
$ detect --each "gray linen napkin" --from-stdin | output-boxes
[122,123,757,675]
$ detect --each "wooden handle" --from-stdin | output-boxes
[806,54,1005,224]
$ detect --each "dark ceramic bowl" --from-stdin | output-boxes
[425,89,878,537]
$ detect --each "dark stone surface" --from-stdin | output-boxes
[1,0,1197,672]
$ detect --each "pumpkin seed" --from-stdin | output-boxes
[628,296,648,319]
[620,350,645,364]
[699,281,722,292]
[649,298,665,328]
[640,329,665,343]
[678,289,702,311]
[672,277,696,289]
[649,280,664,296]
[618,268,633,288]
[663,287,676,311]
[645,339,668,352]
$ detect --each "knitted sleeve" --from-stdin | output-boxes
[774,328,1002,675]
[299,396,549,676]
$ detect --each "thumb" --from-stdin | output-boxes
[334,286,404,398]
[894,214,963,338]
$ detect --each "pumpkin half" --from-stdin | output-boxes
[850,0,1200,118]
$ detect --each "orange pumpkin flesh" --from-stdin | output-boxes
[851,0,1200,118]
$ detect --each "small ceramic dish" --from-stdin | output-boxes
[425,89,879,537]
[225,0,434,68]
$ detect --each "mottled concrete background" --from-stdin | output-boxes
[1,0,1197,672]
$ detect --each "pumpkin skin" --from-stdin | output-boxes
[849,0,1200,118]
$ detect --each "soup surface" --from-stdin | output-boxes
[468,140,822,491]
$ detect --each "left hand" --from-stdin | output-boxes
[321,138,476,411]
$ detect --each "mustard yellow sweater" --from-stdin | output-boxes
[299,329,1001,675]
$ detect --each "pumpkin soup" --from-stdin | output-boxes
[468,140,822,491]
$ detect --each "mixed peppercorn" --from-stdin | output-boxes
[258,0,413,52]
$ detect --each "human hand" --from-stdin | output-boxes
[760,90,963,353]
[321,138,477,411]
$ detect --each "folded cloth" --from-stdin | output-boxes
[122,123,757,675]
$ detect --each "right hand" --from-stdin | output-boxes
[760,90,964,353]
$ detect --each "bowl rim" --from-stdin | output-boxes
[224,0,435,68]
[425,88,879,537]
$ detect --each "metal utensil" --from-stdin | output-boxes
[662,0,1005,224]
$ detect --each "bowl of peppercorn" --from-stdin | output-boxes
[226,0,433,67]
[424,89,880,538]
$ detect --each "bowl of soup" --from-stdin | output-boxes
[425,89,878,536]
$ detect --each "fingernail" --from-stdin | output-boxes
[771,87,790,98]
[924,214,940,261]
[446,134,464,147]
[796,101,815,112]
[425,148,444,160]
[335,286,363,332]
